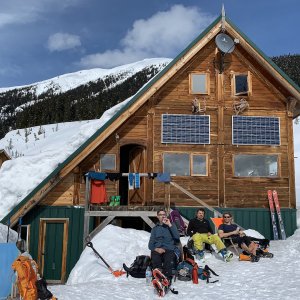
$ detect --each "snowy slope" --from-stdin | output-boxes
[49,224,300,300]
[0,58,171,97]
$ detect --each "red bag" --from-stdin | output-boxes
[185,258,198,284]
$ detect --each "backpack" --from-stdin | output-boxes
[176,258,198,284]
[12,255,38,300]
[177,259,219,284]
[198,265,219,283]
[36,277,53,300]
[170,209,186,236]
[123,255,151,278]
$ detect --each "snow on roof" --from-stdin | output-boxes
[0,97,132,220]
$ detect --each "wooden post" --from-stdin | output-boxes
[83,177,90,248]
[165,183,171,213]
[217,72,225,207]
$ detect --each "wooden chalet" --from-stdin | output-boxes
[0,149,11,168]
[1,14,300,283]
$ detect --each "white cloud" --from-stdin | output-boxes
[78,5,215,68]
[47,33,81,52]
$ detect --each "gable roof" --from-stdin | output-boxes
[0,149,11,160]
[2,15,300,225]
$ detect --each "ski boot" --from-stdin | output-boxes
[250,254,260,262]
[195,250,205,262]
[220,249,233,262]
[257,248,274,258]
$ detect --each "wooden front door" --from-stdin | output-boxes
[38,218,69,283]
[128,146,146,205]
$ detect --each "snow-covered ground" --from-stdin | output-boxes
[47,224,300,300]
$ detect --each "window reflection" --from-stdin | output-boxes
[234,155,278,177]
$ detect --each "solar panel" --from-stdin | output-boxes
[232,116,280,145]
[162,114,210,144]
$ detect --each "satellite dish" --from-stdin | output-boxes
[215,33,235,53]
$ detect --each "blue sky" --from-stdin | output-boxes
[0,0,298,88]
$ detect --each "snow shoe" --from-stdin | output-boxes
[152,268,169,287]
[152,278,166,297]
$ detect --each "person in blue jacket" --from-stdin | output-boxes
[148,209,180,281]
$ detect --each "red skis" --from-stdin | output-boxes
[267,190,279,240]
[272,190,287,240]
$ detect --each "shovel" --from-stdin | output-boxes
[86,241,126,277]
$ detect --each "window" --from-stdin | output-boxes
[161,114,210,145]
[164,153,190,176]
[232,72,252,96]
[232,116,280,146]
[100,154,116,171]
[163,153,208,176]
[234,154,278,177]
[189,73,210,94]
[192,154,207,176]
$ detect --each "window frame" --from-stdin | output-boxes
[99,153,116,171]
[231,71,252,96]
[232,153,280,178]
[163,152,209,177]
[189,72,210,95]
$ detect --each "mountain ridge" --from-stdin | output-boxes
[0,54,299,139]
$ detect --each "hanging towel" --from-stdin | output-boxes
[90,180,108,204]
[106,173,121,181]
[135,173,140,189]
[87,171,107,180]
[128,173,135,190]
[156,173,171,183]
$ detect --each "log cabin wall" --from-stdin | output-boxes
[41,37,295,209]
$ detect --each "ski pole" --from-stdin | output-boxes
[17,217,22,241]
[7,218,10,243]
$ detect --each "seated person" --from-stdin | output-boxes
[218,212,259,257]
[187,208,232,261]
[148,209,180,284]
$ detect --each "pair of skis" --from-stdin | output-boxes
[267,190,286,240]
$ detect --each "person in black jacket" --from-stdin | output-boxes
[148,209,180,280]
[187,208,232,261]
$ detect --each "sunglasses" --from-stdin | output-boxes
[223,216,231,219]
[158,214,166,216]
